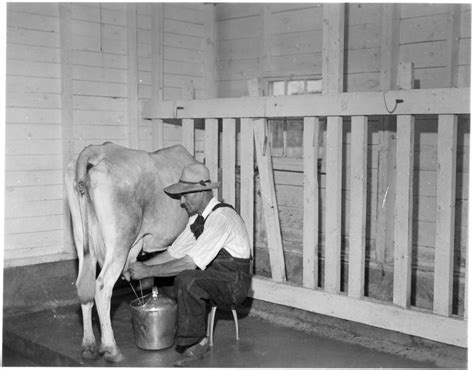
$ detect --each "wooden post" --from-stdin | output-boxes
[322,3,345,95]
[240,118,254,255]
[222,118,237,206]
[127,4,139,149]
[433,115,458,316]
[259,4,272,78]
[205,119,219,198]
[254,119,286,282]
[322,3,344,293]
[348,116,368,298]
[445,4,461,88]
[393,62,415,308]
[303,117,320,289]
[203,4,217,98]
[376,3,400,264]
[151,4,164,149]
[182,80,195,155]
[60,3,74,255]
[248,78,285,282]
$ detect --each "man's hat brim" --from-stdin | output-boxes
[164,180,221,195]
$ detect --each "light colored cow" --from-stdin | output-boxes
[65,142,196,362]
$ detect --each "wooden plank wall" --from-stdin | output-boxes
[5,3,66,266]
[4,3,209,266]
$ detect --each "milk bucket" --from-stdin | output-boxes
[130,287,177,350]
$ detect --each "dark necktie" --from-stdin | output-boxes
[190,214,205,239]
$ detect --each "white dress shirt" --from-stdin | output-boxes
[168,197,251,270]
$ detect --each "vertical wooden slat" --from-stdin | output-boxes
[60,3,74,255]
[376,3,400,264]
[433,115,458,316]
[222,118,236,206]
[348,116,368,298]
[203,4,217,98]
[445,4,461,88]
[182,119,195,155]
[240,118,254,254]
[322,3,345,95]
[325,116,343,293]
[205,118,219,197]
[259,4,272,78]
[393,114,415,308]
[393,62,415,308]
[322,3,344,294]
[254,119,286,282]
[303,117,320,289]
[127,4,138,149]
[151,4,164,149]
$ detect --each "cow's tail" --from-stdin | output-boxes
[66,146,103,304]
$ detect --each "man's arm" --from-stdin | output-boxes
[128,254,196,280]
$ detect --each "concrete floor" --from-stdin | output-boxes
[2,291,465,368]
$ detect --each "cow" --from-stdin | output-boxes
[64,142,197,362]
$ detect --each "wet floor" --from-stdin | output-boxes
[2,291,462,368]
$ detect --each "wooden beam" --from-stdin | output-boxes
[151,3,164,149]
[127,4,139,149]
[324,116,343,293]
[204,118,219,198]
[222,118,236,206]
[181,80,195,155]
[348,116,368,299]
[203,4,217,98]
[380,4,400,91]
[260,4,272,78]
[142,88,470,119]
[254,119,286,282]
[59,3,74,256]
[240,118,254,255]
[376,4,399,265]
[446,4,461,87]
[322,3,345,94]
[393,63,415,309]
[303,117,320,289]
[433,115,458,316]
[182,119,195,155]
[249,276,467,348]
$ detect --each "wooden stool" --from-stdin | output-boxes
[206,305,239,347]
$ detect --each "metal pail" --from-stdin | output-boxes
[130,287,177,350]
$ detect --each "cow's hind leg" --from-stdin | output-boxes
[95,252,128,362]
[80,301,98,360]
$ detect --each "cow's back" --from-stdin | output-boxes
[82,143,196,255]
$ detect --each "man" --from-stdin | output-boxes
[128,162,252,365]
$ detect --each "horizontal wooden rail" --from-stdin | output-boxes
[143,87,469,119]
[249,276,467,348]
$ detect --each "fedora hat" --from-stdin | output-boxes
[164,162,220,195]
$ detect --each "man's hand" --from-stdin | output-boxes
[128,261,151,280]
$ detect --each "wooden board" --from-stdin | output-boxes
[222,118,236,206]
[324,116,343,293]
[254,118,286,282]
[249,276,467,347]
[348,116,368,298]
[142,88,470,119]
[204,118,219,197]
[433,115,458,316]
[240,118,254,250]
[302,117,320,289]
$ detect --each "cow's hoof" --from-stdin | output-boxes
[81,345,98,360]
[100,346,124,363]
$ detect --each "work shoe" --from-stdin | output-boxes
[183,338,210,358]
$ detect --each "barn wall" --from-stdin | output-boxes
[4,3,208,267]
[213,3,470,314]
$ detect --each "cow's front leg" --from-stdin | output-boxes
[81,301,99,359]
[95,260,125,362]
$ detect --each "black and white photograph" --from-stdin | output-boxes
[1,1,471,367]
